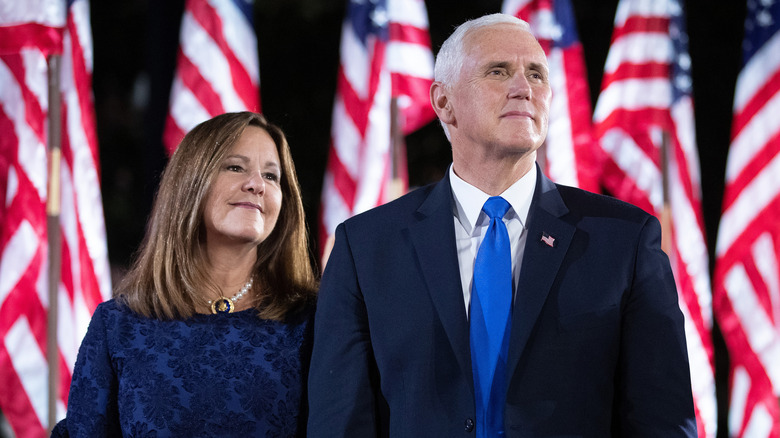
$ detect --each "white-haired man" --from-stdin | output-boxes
[308,13,697,437]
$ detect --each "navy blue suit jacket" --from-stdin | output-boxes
[308,168,697,437]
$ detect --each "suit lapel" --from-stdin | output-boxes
[507,170,575,376]
[408,175,473,385]
[406,170,576,391]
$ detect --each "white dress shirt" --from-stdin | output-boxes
[449,164,537,318]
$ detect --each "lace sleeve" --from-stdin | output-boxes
[64,303,121,437]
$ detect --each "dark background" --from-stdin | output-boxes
[91,1,746,436]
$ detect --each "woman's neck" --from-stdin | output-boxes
[205,242,258,292]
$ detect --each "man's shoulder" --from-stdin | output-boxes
[343,180,443,228]
[554,183,654,223]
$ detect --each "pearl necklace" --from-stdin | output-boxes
[208,278,253,314]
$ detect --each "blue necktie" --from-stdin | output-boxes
[470,196,512,437]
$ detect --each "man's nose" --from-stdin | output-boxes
[508,74,531,99]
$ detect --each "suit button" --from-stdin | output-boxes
[465,418,474,432]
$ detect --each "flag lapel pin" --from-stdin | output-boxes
[541,232,556,247]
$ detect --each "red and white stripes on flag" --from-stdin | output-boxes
[502,0,600,192]
[387,0,436,136]
[713,1,780,436]
[0,9,61,435]
[592,1,716,436]
[319,0,435,251]
[0,0,111,436]
[58,0,112,408]
[163,0,260,155]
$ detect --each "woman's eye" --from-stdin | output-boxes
[226,165,243,172]
[264,173,280,182]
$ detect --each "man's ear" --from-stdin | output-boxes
[430,82,455,124]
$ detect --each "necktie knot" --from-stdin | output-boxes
[482,196,510,220]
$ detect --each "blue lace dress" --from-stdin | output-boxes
[62,298,313,437]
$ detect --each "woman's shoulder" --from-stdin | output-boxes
[94,297,120,313]
[87,298,173,344]
[91,297,141,321]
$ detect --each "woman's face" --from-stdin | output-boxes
[202,126,283,248]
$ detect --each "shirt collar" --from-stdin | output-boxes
[450,163,537,236]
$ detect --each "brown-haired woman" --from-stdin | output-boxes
[56,112,318,437]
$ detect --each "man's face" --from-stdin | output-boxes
[447,24,551,160]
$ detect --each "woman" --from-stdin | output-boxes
[57,112,318,437]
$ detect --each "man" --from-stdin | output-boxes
[308,13,697,437]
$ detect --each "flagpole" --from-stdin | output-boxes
[388,97,405,200]
[46,53,63,432]
[660,130,672,255]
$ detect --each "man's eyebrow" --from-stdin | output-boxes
[481,60,549,75]
[528,62,549,75]
[484,61,511,71]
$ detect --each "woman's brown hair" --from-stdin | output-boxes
[117,112,317,320]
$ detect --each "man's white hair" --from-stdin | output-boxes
[433,13,533,141]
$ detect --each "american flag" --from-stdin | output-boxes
[592,0,716,436]
[0,0,111,435]
[713,1,780,436]
[163,0,260,155]
[319,0,435,253]
[502,0,600,192]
